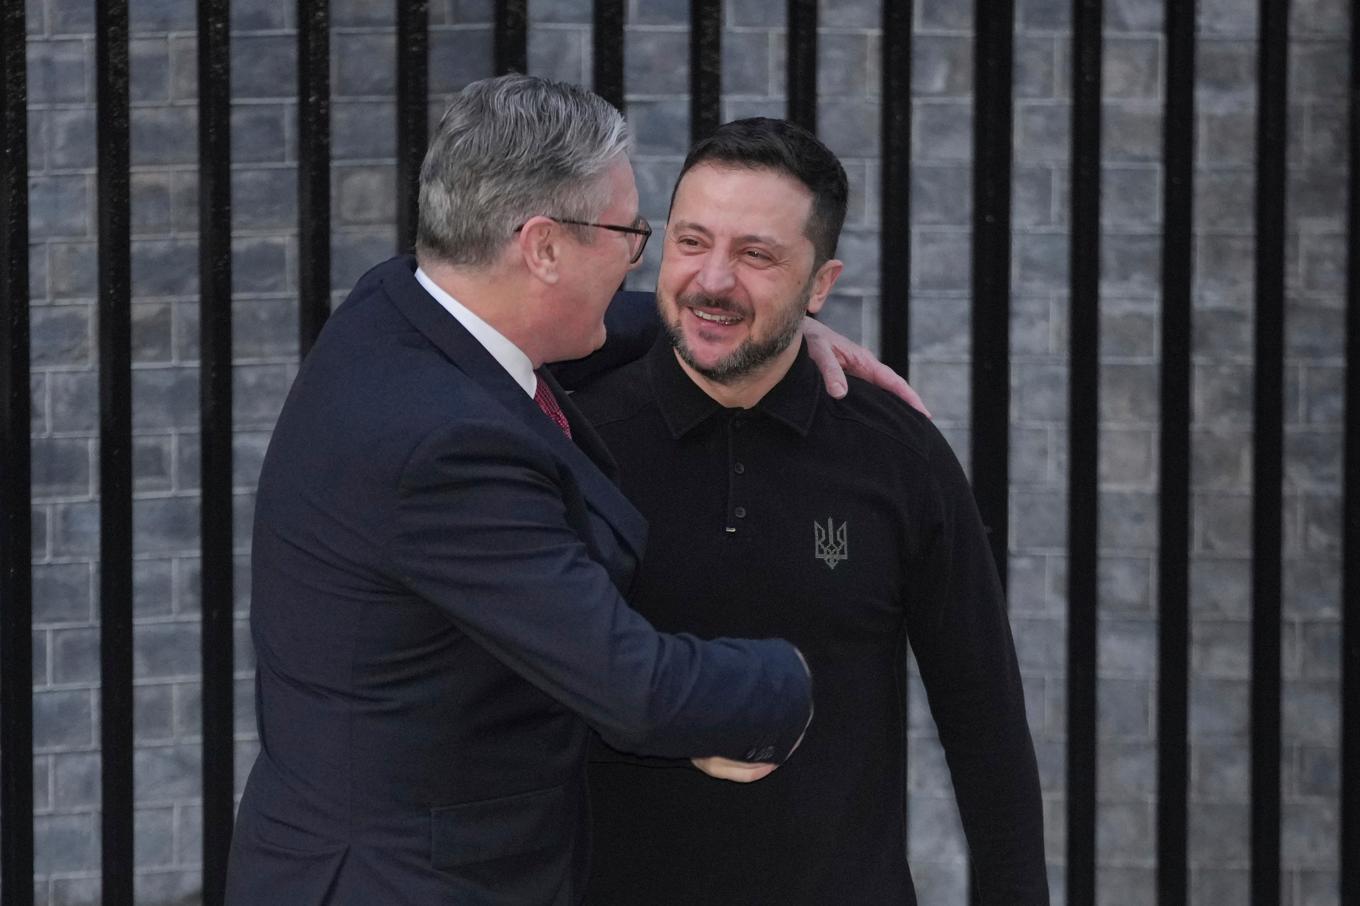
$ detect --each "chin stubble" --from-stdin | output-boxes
[663,291,807,385]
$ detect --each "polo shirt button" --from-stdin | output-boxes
[734,506,746,518]
[734,462,745,474]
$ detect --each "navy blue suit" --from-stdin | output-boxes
[224,257,811,905]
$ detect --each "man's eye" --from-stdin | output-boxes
[675,236,702,248]
[743,249,773,263]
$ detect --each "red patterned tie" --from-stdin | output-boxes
[533,372,572,438]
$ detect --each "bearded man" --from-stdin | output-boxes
[575,118,1049,905]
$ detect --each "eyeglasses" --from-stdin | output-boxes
[515,216,653,264]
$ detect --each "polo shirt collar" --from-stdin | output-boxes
[646,335,821,439]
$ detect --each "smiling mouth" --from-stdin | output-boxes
[690,308,743,326]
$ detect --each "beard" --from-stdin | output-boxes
[662,284,811,385]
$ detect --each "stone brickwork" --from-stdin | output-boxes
[21,0,1349,903]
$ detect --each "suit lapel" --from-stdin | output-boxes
[536,367,619,481]
[379,259,648,557]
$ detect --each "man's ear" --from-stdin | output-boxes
[518,216,561,285]
[804,258,844,316]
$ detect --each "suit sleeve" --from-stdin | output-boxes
[383,416,811,762]
[906,433,1050,905]
[550,290,659,390]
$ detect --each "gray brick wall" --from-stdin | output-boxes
[20,0,1350,903]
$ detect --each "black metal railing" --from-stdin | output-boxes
[879,0,912,380]
[689,0,721,143]
[297,0,332,355]
[592,0,625,113]
[94,3,135,903]
[786,0,817,134]
[1157,0,1196,900]
[1342,4,1360,901]
[0,3,1353,905]
[197,0,236,901]
[1338,0,1360,886]
[1251,2,1290,902]
[494,0,528,77]
[1067,0,1102,899]
[0,0,35,902]
[970,0,1013,596]
[395,0,429,253]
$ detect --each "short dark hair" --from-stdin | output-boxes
[670,117,848,265]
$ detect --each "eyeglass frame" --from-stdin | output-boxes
[514,216,652,264]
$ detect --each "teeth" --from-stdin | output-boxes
[692,309,741,325]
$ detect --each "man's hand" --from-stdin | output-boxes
[803,317,931,417]
[691,649,810,783]
[690,756,780,783]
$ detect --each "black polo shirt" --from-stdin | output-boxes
[574,338,1048,905]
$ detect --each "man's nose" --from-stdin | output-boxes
[695,251,736,295]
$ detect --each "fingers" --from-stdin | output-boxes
[899,380,931,418]
[868,361,930,417]
[690,756,780,783]
[801,317,932,416]
[803,321,848,398]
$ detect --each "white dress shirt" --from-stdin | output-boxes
[415,266,538,398]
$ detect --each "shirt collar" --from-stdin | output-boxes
[415,266,537,398]
[645,335,822,439]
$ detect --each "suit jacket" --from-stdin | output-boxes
[224,257,811,906]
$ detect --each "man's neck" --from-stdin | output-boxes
[418,257,548,367]
[673,335,803,409]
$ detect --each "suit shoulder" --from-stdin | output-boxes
[570,358,655,429]
[353,255,415,299]
[311,257,414,343]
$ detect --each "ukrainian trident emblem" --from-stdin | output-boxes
[814,518,848,570]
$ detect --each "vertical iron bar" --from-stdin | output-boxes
[1067,0,1102,903]
[198,0,234,901]
[297,0,331,356]
[593,0,626,112]
[880,0,912,376]
[880,0,915,882]
[1340,0,1359,899]
[786,0,817,133]
[0,0,34,899]
[1251,0,1288,902]
[970,14,1016,898]
[970,2,1016,889]
[495,0,527,75]
[96,1,135,901]
[396,0,429,254]
[690,0,722,143]
[973,10,1017,892]
[1157,0,1195,901]
[971,0,1012,577]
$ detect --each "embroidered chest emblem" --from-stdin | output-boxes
[814,518,848,570]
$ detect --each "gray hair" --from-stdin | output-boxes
[415,74,631,268]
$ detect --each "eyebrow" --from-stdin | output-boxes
[668,220,789,252]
